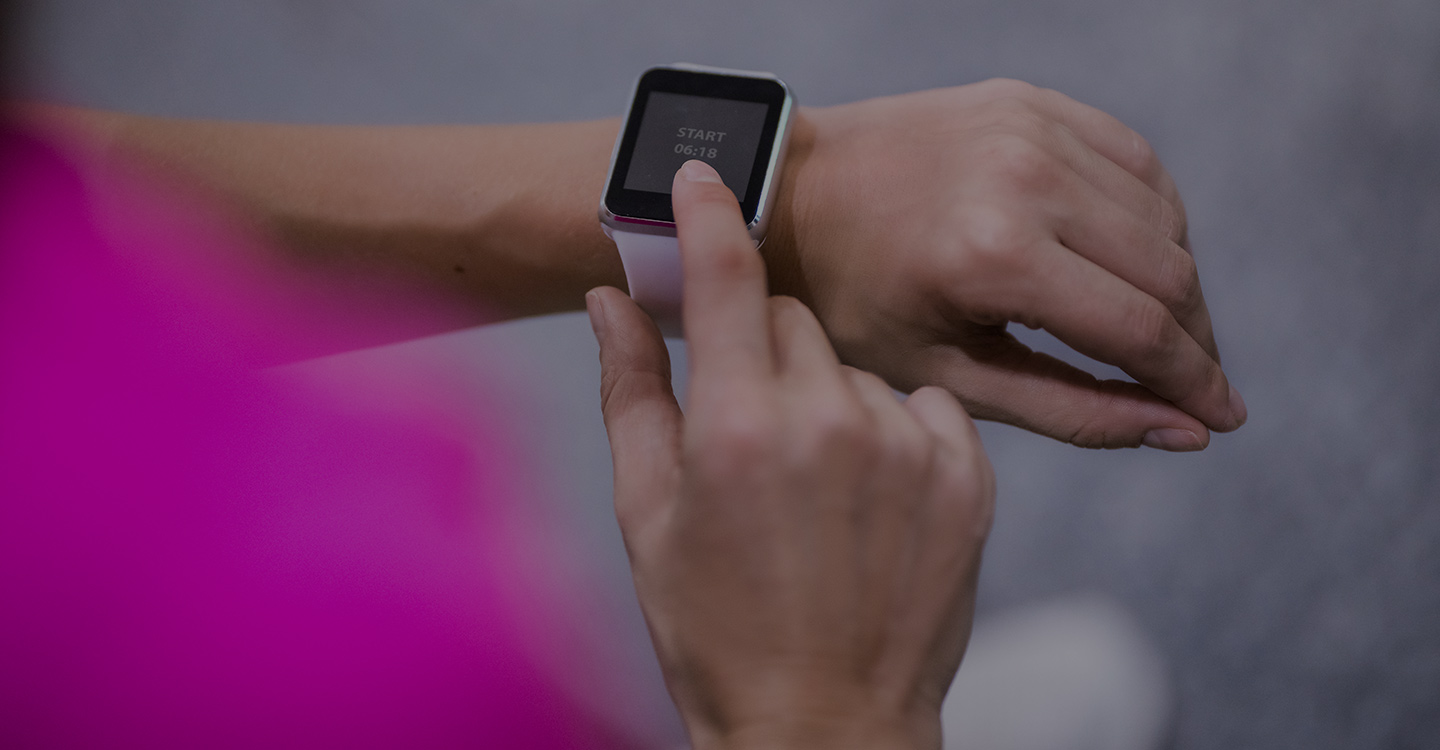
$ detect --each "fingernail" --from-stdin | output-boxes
[585,290,608,346]
[1228,385,1248,428]
[678,159,723,184]
[1142,428,1204,452]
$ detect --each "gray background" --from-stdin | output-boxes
[14,0,1438,747]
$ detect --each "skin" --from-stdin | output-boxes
[768,80,1244,451]
[15,78,1246,449]
[589,160,995,750]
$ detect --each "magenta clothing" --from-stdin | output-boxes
[0,129,628,747]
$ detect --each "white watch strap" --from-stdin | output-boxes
[612,230,683,338]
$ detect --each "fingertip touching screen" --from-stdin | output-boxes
[605,68,787,225]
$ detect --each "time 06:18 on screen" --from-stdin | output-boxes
[674,143,719,159]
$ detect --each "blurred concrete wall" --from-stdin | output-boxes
[15,1,1439,747]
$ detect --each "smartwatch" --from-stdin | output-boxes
[600,63,795,337]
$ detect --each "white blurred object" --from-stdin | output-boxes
[942,594,1172,750]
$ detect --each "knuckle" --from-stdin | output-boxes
[932,448,996,540]
[1126,298,1180,364]
[1170,193,1190,239]
[950,204,1039,281]
[983,133,1061,193]
[979,77,1040,102]
[597,367,624,415]
[891,428,935,476]
[990,100,1054,143]
[911,384,962,415]
[694,404,776,474]
[597,367,625,417]
[1064,421,1119,450]
[1153,192,1186,246]
[846,366,892,395]
[810,400,871,449]
[600,367,664,421]
[1057,390,1144,450]
[870,432,931,502]
[911,384,946,401]
[613,497,658,545]
[768,294,811,324]
[1126,130,1162,181]
[790,398,875,467]
[1155,246,1203,316]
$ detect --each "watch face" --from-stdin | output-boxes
[604,68,789,226]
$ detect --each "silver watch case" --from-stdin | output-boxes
[599,63,795,242]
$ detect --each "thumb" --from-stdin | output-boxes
[587,286,685,532]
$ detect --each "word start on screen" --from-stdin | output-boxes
[678,128,728,142]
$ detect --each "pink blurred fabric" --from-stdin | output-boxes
[0,127,630,748]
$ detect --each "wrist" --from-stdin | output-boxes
[691,712,932,750]
[674,674,939,750]
[761,103,878,356]
[761,105,820,304]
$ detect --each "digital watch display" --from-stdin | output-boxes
[600,65,794,337]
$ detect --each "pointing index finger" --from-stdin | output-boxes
[673,160,775,382]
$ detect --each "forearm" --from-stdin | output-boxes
[25,105,628,323]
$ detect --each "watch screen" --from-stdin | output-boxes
[622,92,770,201]
[604,68,789,226]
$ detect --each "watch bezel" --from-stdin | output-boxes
[600,64,793,239]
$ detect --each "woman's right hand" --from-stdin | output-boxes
[587,160,996,750]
